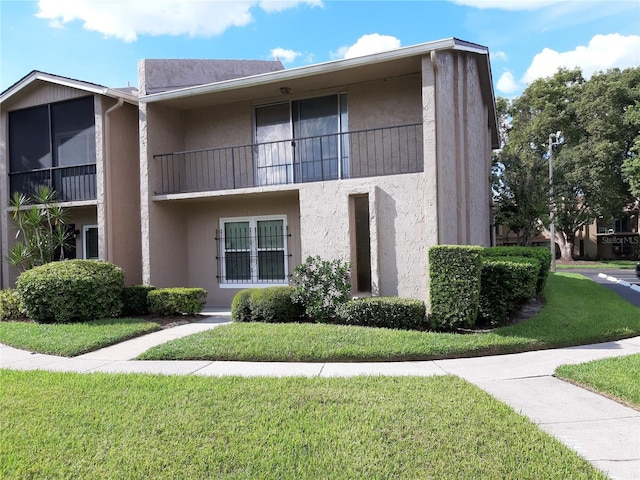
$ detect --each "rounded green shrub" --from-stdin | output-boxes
[231,289,256,322]
[16,260,124,323]
[482,247,551,294]
[338,297,427,330]
[0,289,27,321]
[147,288,207,316]
[122,285,156,316]
[248,286,305,323]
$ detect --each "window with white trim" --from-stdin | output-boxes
[218,215,288,286]
[83,225,98,259]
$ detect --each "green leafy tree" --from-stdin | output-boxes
[495,67,639,261]
[7,186,73,271]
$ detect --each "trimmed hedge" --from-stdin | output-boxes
[122,285,156,316]
[429,245,483,331]
[16,260,124,323]
[482,246,551,294]
[147,288,207,316]
[231,289,254,322]
[0,289,27,321]
[338,297,427,330]
[478,257,539,326]
[231,287,304,323]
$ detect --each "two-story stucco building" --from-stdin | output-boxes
[138,38,499,307]
[0,71,142,287]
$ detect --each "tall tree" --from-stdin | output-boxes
[495,67,639,261]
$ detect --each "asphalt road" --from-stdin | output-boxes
[566,268,640,308]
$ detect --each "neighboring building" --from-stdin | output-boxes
[0,71,142,288]
[138,38,499,306]
[495,207,640,260]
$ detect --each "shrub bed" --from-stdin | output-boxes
[147,288,207,316]
[478,257,538,326]
[429,245,483,331]
[231,287,304,323]
[482,246,551,294]
[0,289,27,321]
[122,285,156,316]
[16,260,124,323]
[338,297,427,330]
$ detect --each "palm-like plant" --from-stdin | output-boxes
[7,186,72,271]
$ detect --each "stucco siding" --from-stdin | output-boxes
[106,101,142,284]
[298,173,429,301]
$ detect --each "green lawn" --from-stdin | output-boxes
[1,370,607,480]
[0,318,161,356]
[556,259,638,269]
[555,354,640,409]
[139,273,640,362]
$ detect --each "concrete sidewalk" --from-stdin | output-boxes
[2,326,639,479]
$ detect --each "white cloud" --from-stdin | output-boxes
[493,51,507,62]
[449,0,564,10]
[496,71,519,95]
[35,0,321,42]
[335,34,402,60]
[271,47,301,63]
[522,33,640,84]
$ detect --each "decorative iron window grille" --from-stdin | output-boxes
[216,219,292,285]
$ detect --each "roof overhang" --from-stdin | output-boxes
[139,37,498,148]
[0,70,138,106]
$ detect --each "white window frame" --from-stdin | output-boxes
[82,225,99,260]
[219,215,288,288]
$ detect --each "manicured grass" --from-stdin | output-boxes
[556,259,638,269]
[555,354,640,409]
[140,273,640,362]
[1,370,607,480]
[0,318,161,356]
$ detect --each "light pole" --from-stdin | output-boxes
[548,131,562,272]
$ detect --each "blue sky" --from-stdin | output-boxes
[1,0,639,97]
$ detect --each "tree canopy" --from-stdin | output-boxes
[493,66,640,260]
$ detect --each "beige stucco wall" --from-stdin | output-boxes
[299,173,429,301]
[433,51,491,248]
[144,191,300,306]
[104,100,142,284]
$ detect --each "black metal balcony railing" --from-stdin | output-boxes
[9,164,97,202]
[154,123,423,195]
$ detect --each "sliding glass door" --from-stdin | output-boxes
[254,94,348,185]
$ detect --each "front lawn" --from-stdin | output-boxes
[1,370,607,480]
[555,354,640,409]
[556,259,638,269]
[140,273,640,362]
[0,318,161,356]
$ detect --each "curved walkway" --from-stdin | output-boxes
[2,276,640,479]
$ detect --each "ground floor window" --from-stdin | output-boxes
[83,225,98,259]
[218,215,289,286]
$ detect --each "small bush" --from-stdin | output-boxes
[429,245,483,331]
[122,285,156,316]
[231,289,255,322]
[0,289,27,321]
[478,257,538,327]
[482,247,551,294]
[291,256,351,322]
[16,260,124,323]
[249,286,305,323]
[338,297,427,330]
[147,288,207,316]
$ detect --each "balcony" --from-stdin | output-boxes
[9,164,97,202]
[154,123,423,195]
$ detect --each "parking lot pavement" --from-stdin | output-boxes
[568,268,640,308]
